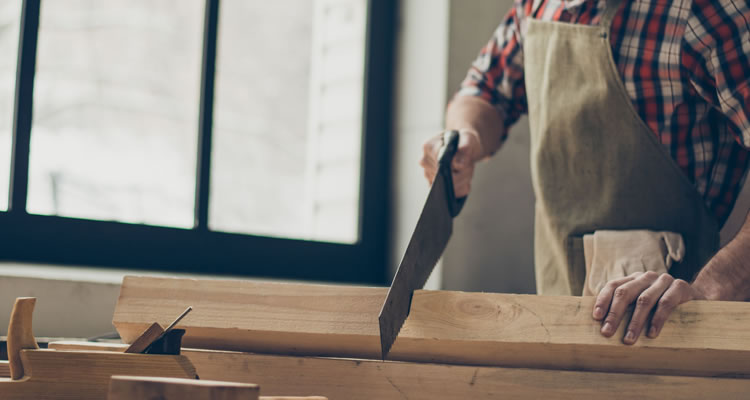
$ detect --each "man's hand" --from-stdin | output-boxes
[592,271,706,345]
[419,129,484,197]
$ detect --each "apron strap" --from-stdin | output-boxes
[599,0,624,32]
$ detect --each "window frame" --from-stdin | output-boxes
[0,0,396,285]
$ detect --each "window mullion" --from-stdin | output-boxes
[9,0,41,215]
[194,0,220,231]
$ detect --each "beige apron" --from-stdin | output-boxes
[523,0,720,295]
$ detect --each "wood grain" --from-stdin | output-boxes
[0,360,9,378]
[124,322,164,353]
[47,343,750,400]
[108,375,259,400]
[7,298,39,379]
[260,398,327,400]
[113,276,750,377]
[186,349,750,400]
[0,349,196,399]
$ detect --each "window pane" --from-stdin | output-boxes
[211,0,367,243]
[27,0,204,227]
[0,0,21,211]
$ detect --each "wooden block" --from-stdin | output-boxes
[113,276,750,377]
[46,343,750,400]
[185,349,750,400]
[124,322,165,353]
[0,349,196,400]
[0,361,9,378]
[50,341,128,352]
[109,375,259,400]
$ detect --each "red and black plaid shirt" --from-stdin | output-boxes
[458,0,750,225]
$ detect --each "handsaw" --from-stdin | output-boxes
[378,130,466,359]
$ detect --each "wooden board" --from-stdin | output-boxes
[184,348,750,400]
[109,376,259,400]
[0,360,9,378]
[260,398,327,400]
[0,349,196,399]
[48,343,750,400]
[113,276,750,377]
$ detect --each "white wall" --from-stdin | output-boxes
[389,0,451,289]
[0,264,121,337]
[390,0,537,293]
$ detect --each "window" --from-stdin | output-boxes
[28,0,204,227]
[0,0,21,211]
[211,0,367,243]
[0,0,395,284]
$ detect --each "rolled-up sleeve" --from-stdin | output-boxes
[454,0,528,143]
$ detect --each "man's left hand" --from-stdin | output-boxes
[591,271,706,345]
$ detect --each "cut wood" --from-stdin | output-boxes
[109,375,259,400]
[180,348,750,400]
[50,343,750,400]
[113,276,750,377]
[0,349,196,400]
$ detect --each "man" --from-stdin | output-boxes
[420,0,750,344]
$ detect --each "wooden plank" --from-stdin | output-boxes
[260,398,327,400]
[108,376,259,400]
[0,361,9,378]
[47,343,750,400]
[185,349,750,400]
[113,276,750,377]
[0,349,196,400]
[261,398,325,400]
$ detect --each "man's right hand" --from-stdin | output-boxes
[419,129,484,198]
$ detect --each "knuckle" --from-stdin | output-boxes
[613,287,629,299]
[657,297,674,308]
[673,279,689,289]
[658,273,674,283]
[642,271,659,280]
[604,312,619,322]
[636,294,653,306]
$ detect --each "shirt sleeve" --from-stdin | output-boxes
[684,0,750,147]
[453,0,529,144]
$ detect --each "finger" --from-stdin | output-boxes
[421,138,440,164]
[452,131,475,167]
[452,165,474,198]
[648,279,691,339]
[623,273,673,345]
[600,272,660,337]
[593,273,639,320]
[424,165,438,184]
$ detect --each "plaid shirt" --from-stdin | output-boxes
[458,0,750,225]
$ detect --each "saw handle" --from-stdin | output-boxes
[437,130,467,218]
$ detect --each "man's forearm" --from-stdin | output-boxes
[693,215,750,301]
[445,96,505,160]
